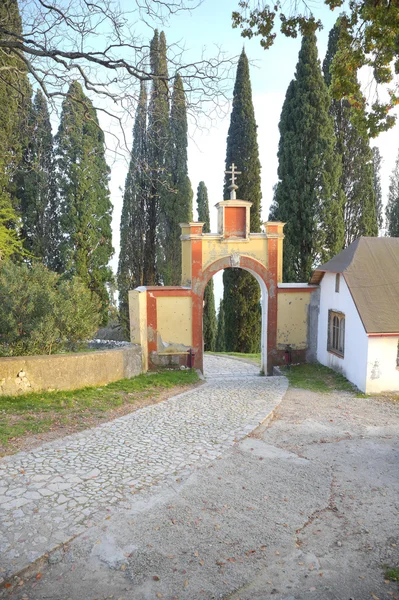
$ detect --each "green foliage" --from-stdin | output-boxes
[215,299,226,352]
[0,203,26,261]
[146,30,170,285]
[196,182,216,351]
[223,49,262,352]
[283,362,355,393]
[386,149,399,237]
[203,279,217,351]
[0,262,101,356]
[14,90,60,267]
[372,147,383,231]
[223,269,261,353]
[56,81,113,322]
[232,0,399,136]
[160,73,193,285]
[384,567,399,582]
[0,0,31,261]
[118,82,148,334]
[272,33,344,281]
[196,181,211,233]
[323,21,377,247]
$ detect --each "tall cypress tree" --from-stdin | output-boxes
[15,90,60,267]
[146,30,170,285]
[0,0,31,259]
[118,82,148,333]
[56,81,113,322]
[273,32,344,281]
[372,147,383,232]
[197,181,216,351]
[215,299,226,352]
[160,73,193,285]
[223,49,262,353]
[323,21,377,247]
[386,150,399,237]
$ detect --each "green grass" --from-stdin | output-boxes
[281,362,355,393]
[384,567,399,582]
[206,351,261,365]
[0,369,199,450]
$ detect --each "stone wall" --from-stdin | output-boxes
[0,345,143,396]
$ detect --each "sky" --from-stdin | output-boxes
[104,0,399,303]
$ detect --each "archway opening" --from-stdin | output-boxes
[202,266,268,375]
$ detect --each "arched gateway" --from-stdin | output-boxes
[129,166,317,374]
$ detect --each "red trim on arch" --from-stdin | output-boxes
[191,254,277,374]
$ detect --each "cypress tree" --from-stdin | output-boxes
[323,21,377,247]
[274,32,344,281]
[372,147,383,232]
[160,73,193,285]
[386,150,399,237]
[0,0,31,259]
[215,299,226,352]
[197,181,216,351]
[56,81,113,322]
[15,90,60,267]
[117,82,148,333]
[223,49,262,353]
[146,30,170,285]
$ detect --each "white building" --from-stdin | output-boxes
[311,237,399,394]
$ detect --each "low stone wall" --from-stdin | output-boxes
[0,345,143,396]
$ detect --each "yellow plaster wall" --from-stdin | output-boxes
[156,296,192,348]
[201,237,268,271]
[277,292,311,349]
[181,240,192,286]
[129,289,148,371]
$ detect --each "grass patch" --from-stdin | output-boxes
[206,351,261,365]
[0,369,199,451]
[281,362,355,393]
[384,567,399,582]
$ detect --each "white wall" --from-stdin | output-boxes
[366,336,399,394]
[317,273,369,391]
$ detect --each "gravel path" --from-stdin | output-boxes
[0,355,286,582]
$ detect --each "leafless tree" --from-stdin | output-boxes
[1,0,235,152]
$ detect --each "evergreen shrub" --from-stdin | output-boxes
[0,262,101,356]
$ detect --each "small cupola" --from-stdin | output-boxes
[215,163,252,239]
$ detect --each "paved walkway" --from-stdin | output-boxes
[0,355,287,582]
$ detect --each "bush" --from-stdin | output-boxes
[0,262,101,356]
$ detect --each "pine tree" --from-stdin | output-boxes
[274,32,344,281]
[15,90,60,267]
[0,0,31,260]
[215,299,226,352]
[197,181,216,351]
[160,74,193,285]
[146,30,170,285]
[56,81,113,322]
[117,82,148,333]
[223,49,262,353]
[372,147,384,232]
[323,21,377,247]
[386,150,399,237]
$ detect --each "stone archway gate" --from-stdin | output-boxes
[129,196,318,374]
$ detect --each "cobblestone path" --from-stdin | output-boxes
[0,355,287,580]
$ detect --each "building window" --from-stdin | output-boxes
[335,273,340,293]
[328,310,345,357]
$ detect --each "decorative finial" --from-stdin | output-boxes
[225,163,242,200]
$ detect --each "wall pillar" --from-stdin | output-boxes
[264,222,285,374]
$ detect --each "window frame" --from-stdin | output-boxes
[327,309,345,358]
[335,273,340,293]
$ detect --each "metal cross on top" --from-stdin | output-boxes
[225,162,242,200]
